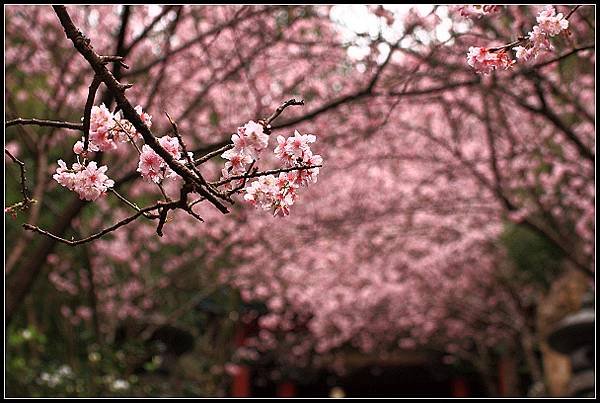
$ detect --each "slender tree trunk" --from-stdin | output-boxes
[6,197,87,324]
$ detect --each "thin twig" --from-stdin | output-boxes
[188,197,206,209]
[5,148,36,216]
[114,119,142,154]
[5,149,31,203]
[109,188,158,218]
[5,118,83,131]
[185,208,204,222]
[488,37,527,53]
[100,55,130,70]
[22,201,173,246]
[523,44,595,71]
[565,5,582,20]
[261,98,305,132]
[193,143,233,166]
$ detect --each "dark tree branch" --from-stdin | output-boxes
[82,75,102,153]
[123,6,267,77]
[565,5,582,20]
[123,5,178,55]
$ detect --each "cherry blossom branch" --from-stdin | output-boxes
[18,8,317,247]
[213,164,322,187]
[5,118,83,131]
[488,5,582,54]
[53,5,229,214]
[192,143,233,166]
[488,37,528,53]
[113,118,142,155]
[112,116,174,204]
[23,177,208,244]
[155,183,206,236]
[226,160,257,196]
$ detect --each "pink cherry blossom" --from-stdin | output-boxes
[53,160,114,201]
[222,148,253,175]
[229,120,269,160]
[88,104,117,151]
[137,136,182,183]
[466,47,514,74]
[242,120,269,154]
[158,135,182,160]
[536,6,569,36]
[513,7,568,62]
[73,140,85,155]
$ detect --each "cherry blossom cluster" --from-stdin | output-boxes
[219,122,322,217]
[274,130,322,187]
[54,104,152,200]
[243,173,299,217]
[466,46,514,75]
[137,136,187,183]
[220,120,269,183]
[53,160,114,201]
[73,104,152,154]
[245,131,322,216]
[513,6,569,62]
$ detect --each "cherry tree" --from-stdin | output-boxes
[218,4,593,394]
[5,4,594,397]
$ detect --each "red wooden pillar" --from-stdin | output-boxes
[232,366,251,397]
[497,354,518,396]
[277,381,297,397]
[451,377,470,397]
[231,324,252,397]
